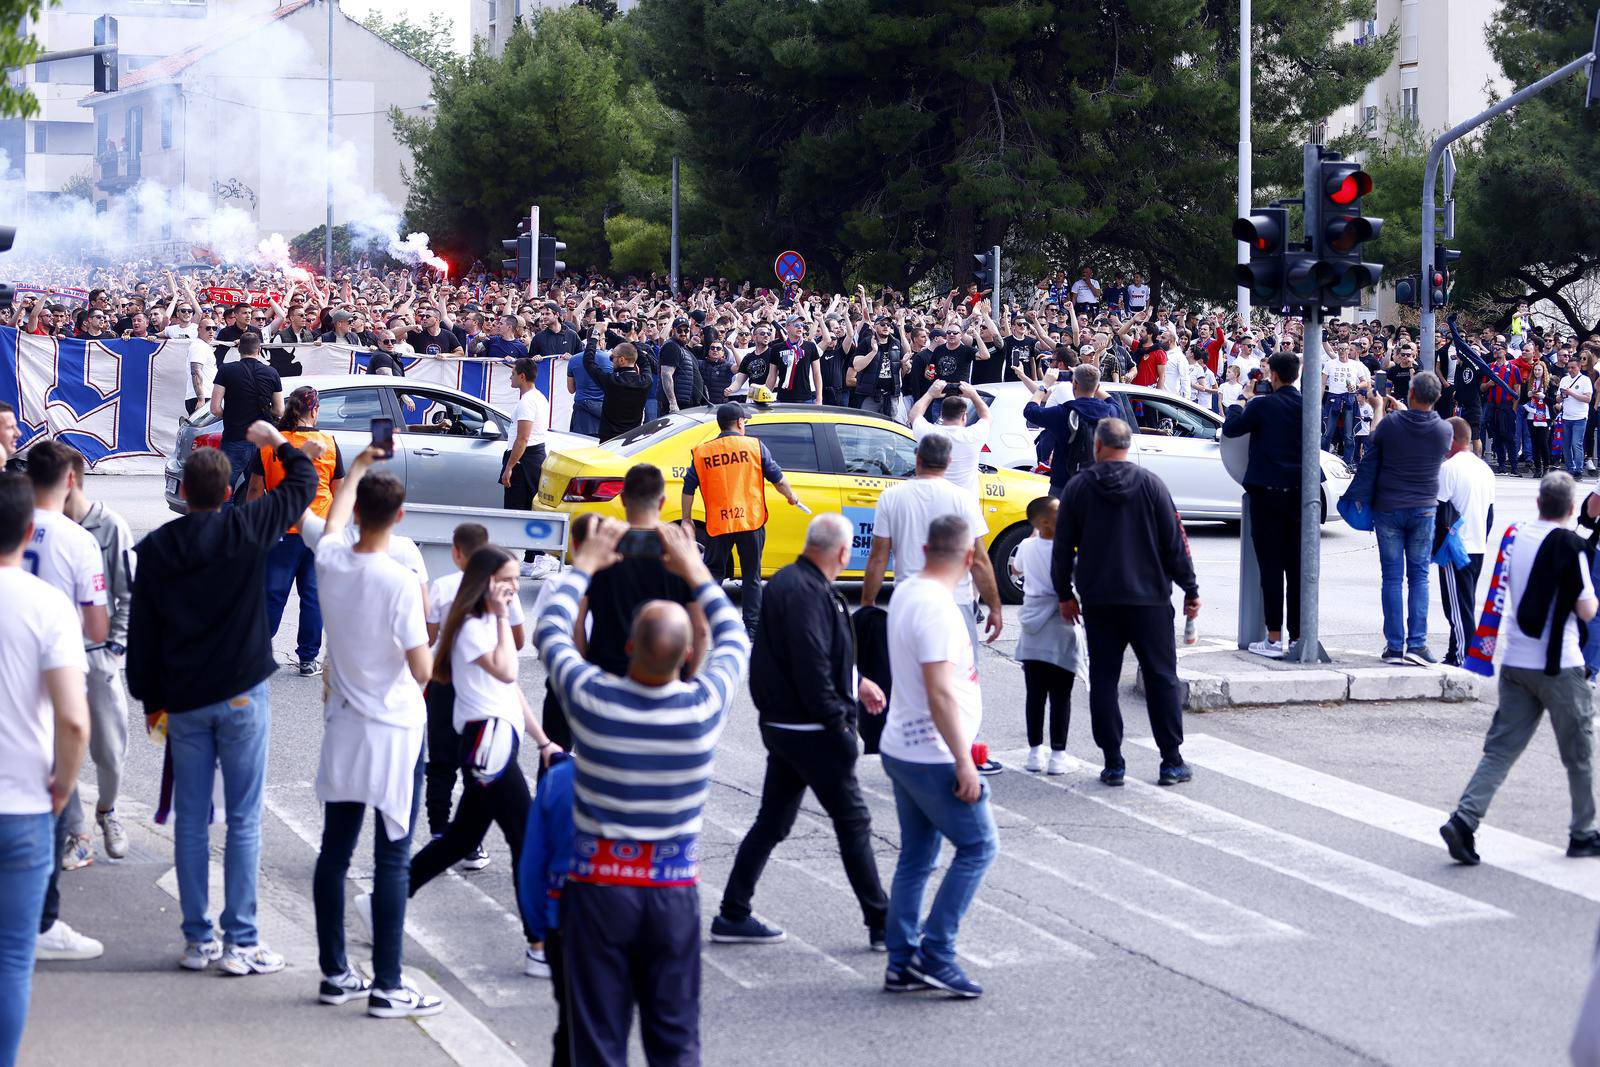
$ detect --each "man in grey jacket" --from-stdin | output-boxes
[63,451,134,861]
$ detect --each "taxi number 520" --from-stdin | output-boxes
[983,483,1005,498]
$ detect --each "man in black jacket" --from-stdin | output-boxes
[1223,351,1305,658]
[711,513,890,949]
[1055,417,1200,788]
[127,421,319,975]
[583,334,655,440]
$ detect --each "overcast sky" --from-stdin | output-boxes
[343,0,472,54]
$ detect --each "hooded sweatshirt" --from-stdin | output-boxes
[126,443,315,714]
[1369,408,1452,512]
[1052,460,1198,608]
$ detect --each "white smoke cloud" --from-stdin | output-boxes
[0,7,442,277]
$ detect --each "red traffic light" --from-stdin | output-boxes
[1430,271,1445,286]
[1232,212,1285,252]
[1325,168,1372,206]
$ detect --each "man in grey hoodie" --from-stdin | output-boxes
[63,451,135,862]
[1368,371,1453,664]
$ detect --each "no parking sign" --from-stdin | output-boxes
[774,250,806,284]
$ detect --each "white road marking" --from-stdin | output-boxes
[699,875,866,981]
[1150,734,1600,905]
[998,748,1509,927]
[856,783,1299,947]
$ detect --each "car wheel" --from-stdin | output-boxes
[988,522,1031,605]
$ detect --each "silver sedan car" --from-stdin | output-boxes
[164,374,589,513]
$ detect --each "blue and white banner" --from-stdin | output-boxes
[0,327,570,473]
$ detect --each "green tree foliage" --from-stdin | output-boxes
[604,213,670,274]
[394,7,670,271]
[630,0,1392,297]
[1447,0,1600,338]
[361,11,463,75]
[2,0,46,119]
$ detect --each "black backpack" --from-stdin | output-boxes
[1053,405,1100,486]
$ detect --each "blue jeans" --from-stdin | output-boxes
[1567,418,1588,475]
[265,533,321,662]
[1375,506,1435,652]
[1321,394,1353,460]
[880,754,998,970]
[167,681,271,946]
[220,439,254,509]
[314,755,422,990]
[569,399,602,437]
[0,813,53,1066]
[1517,410,1532,462]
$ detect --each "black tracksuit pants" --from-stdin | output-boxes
[1247,485,1303,642]
[1083,603,1184,767]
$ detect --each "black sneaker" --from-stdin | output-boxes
[1099,766,1126,787]
[1404,647,1437,666]
[1158,763,1193,786]
[709,914,786,944]
[1380,647,1407,665]
[368,983,445,1019]
[1439,814,1481,865]
[884,965,930,993]
[868,926,887,953]
[298,659,323,677]
[319,969,372,1006]
[1568,831,1600,858]
[977,759,1004,776]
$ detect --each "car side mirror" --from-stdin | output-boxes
[484,420,502,438]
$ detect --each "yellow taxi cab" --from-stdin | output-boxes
[535,401,1051,602]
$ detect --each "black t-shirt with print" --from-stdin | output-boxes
[766,339,819,402]
[405,328,461,356]
[737,348,773,392]
[931,342,976,384]
[213,359,282,443]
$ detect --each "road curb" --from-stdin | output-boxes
[1138,650,1488,711]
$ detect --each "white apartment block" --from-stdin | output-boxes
[468,0,638,56]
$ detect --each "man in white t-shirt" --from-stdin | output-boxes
[24,441,108,961]
[879,513,997,999]
[860,433,1003,657]
[1442,471,1600,866]
[500,356,555,579]
[1321,345,1367,462]
[907,381,991,492]
[1436,417,1497,667]
[1069,267,1101,318]
[311,444,444,1019]
[1559,353,1594,478]
[1124,273,1150,315]
[0,472,90,1060]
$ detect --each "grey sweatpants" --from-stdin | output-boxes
[1456,665,1596,836]
[60,648,130,836]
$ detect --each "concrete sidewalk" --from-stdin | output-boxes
[21,793,514,1067]
[1143,645,1489,711]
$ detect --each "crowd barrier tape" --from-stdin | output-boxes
[0,327,573,474]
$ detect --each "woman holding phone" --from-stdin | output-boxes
[406,546,561,978]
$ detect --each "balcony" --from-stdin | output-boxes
[95,148,140,192]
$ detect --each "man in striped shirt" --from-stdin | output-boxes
[536,518,750,1067]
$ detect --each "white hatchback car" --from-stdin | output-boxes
[966,380,1350,523]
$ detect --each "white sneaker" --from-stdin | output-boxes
[96,809,129,860]
[1024,746,1045,773]
[1046,750,1069,776]
[1247,638,1286,659]
[524,946,550,979]
[530,555,561,578]
[518,561,537,579]
[60,832,94,871]
[368,983,446,1019]
[35,920,104,961]
[353,891,374,940]
[218,943,285,976]
[180,937,224,971]
[457,844,490,872]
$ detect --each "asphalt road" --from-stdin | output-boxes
[26,472,1600,1067]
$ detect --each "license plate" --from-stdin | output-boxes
[166,475,180,497]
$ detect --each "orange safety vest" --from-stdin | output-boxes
[259,428,338,533]
[690,434,768,537]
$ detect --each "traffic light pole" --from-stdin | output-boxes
[1420,42,1598,368]
[1235,0,1251,325]
[670,157,681,296]
[1294,304,1327,664]
[529,205,540,300]
[990,245,1001,324]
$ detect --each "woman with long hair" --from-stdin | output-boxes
[408,546,560,977]
[247,384,344,675]
[1525,359,1553,475]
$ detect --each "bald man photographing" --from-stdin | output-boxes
[536,517,751,1065]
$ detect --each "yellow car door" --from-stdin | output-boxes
[830,420,919,575]
[743,419,841,573]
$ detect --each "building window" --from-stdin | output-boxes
[1401,87,1419,126]
[125,106,143,156]
[95,113,108,155]
[1310,120,1328,146]
[1363,106,1378,133]
[161,99,173,148]
[33,122,44,153]
[34,60,48,84]
[487,0,496,24]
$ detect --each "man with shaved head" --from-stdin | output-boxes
[536,516,751,1065]
[713,513,890,949]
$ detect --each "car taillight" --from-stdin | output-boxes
[193,433,223,450]
[563,477,624,502]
